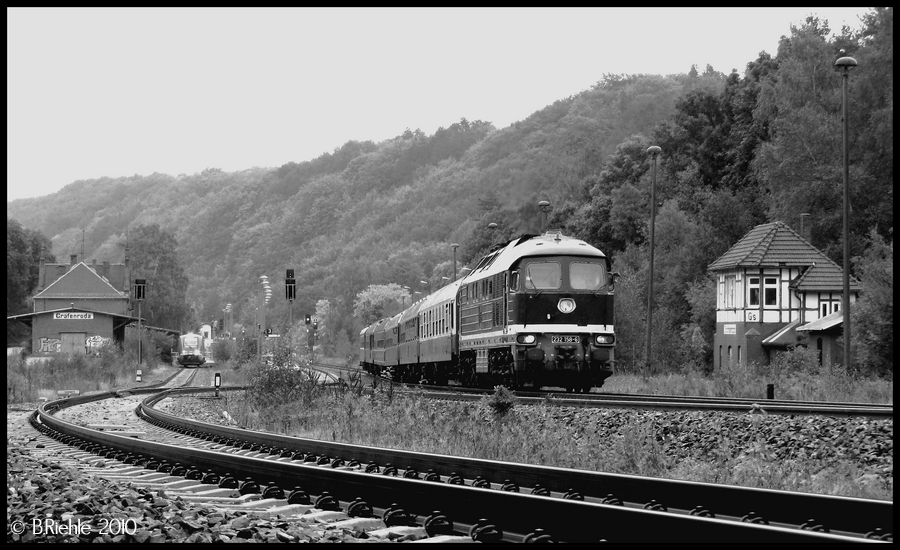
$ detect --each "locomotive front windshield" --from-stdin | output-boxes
[570,261,606,290]
[522,259,607,291]
[524,262,561,289]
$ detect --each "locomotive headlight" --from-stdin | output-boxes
[595,334,615,345]
[557,298,576,314]
[517,334,536,344]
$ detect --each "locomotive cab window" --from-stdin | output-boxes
[523,261,561,290]
[570,261,606,291]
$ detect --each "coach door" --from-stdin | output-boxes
[60,332,86,355]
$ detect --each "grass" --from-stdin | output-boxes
[10,350,892,501]
[5,347,176,403]
[218,354,892,501]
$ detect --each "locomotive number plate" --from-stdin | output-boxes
[551,336,579,343]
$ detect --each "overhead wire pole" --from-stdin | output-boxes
[835,53,857,371]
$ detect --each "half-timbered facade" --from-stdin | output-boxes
[708,222,860,370]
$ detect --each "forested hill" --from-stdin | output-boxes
[7,10,893,375]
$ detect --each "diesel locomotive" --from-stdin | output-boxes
[360,231,616,392]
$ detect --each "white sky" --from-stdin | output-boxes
[7,7,872,201]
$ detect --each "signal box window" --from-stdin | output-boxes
[570,262,606,290]
[748,277,760,306]
[524,262,561,290]
[764,277,778,306]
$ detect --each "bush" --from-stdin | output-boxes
[483,385,517,417]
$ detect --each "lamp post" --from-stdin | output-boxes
[134,279,146,366]
[224,303,233,356]
[401,286,410,309]
[451,243,459,280]
[223,304,231,339]
[487,222,498,248]
[538,200,551,233]
[258,275,271,363]
[835,54,857,370]
[645,145,662,379]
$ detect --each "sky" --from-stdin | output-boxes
[6,7,873,202]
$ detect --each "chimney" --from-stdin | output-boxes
[70,254,78,265]
[37,259,46,292]
[799,213,811,243]
[103,260,110,279]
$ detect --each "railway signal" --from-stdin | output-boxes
[286,269,296,301]
[305,314,311,325]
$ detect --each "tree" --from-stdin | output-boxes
[7,218,54,342]
[851,230,893,377]
[128,224,190,332]
[353,284,408,325]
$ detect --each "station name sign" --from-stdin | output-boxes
[54,312,94,320]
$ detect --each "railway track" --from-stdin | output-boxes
[16,384,893,542]
[317,361,893,417]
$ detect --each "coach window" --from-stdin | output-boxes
[524,261,561,290]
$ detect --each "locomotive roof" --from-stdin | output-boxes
[464,231,606,280]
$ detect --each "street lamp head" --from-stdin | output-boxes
[420,280,428,285]
[441,276,450,281]
[647,145,661,156]
[538,200,550,208]
[488,222,498,229]
[834,56,858,73]
[451,243,459,250]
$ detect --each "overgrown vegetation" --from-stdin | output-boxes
[6,345,166,403]
[215,350,891,501]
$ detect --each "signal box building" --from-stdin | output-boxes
[708,222,860,370]
[6,255,140,355]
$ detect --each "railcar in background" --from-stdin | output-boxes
[177,332,206,367]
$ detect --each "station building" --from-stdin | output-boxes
[7,255,140,355]
[708,221,860,370]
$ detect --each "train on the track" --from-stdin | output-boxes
[176,332,207,367]
[360,231,616,392]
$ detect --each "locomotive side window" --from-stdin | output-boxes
[570,262,606,290]
[524,261,561,290]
